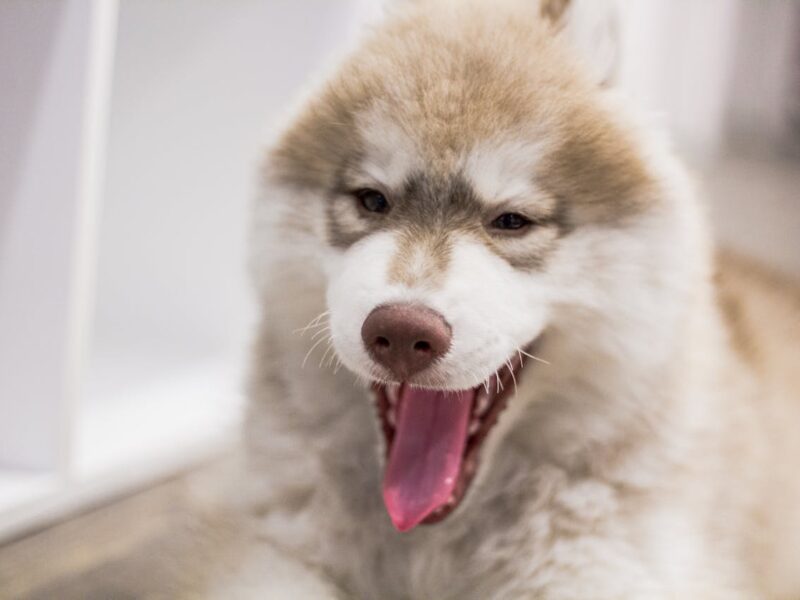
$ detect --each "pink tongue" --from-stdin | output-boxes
[382,386,474,532]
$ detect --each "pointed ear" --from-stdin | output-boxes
[540,0,621,87]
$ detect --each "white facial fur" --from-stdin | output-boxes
[325,231,551,390]
[462,138,547,206]
[355,107,422,191]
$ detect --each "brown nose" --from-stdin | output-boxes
[361,304,452,380]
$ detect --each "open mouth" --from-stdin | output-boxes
[372,353,527,532]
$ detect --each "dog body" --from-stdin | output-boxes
[243,1,800,597]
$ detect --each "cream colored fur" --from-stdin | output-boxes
[230,1,800,598]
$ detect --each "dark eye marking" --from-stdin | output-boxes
[489,212,534,233]
[353,188,390,214]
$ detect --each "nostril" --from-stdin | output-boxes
[413,340,431,353]
[375,336,391,349]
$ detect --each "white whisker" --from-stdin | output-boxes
[324,341,339,370]
[302,336,329,368]
[311,325,332,341]
[319,339,335,369]
[293,310,330,336]
[517,347,550,365]
[325,351,337,370]
[465,367,490,394]
[505,358,518,396]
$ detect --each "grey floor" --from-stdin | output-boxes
[0,460,239,600]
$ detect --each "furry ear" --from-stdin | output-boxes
[540,0,621,87]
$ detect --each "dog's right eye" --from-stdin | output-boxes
[490,212,533,232]
[354,189,390,214]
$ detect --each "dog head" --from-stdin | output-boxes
[257,0,703,531]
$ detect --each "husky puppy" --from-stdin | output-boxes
[242,0,800,597]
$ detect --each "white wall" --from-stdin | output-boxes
[725,1,800,155]
[92,0,366,370]
[618,0,741,161]
[0,0,116,470]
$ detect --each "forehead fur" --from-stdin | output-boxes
[268,0,653,221]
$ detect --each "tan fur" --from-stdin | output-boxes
[387,229,453,287]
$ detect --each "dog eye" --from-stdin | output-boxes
[490,212,532,231]
[354,189,390,214]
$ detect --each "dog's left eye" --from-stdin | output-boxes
[354,189,390,214]
[490,212,532,231]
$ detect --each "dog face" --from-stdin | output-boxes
[271,0,654,388]
[259,0,692,531]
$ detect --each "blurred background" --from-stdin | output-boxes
[0,0,798,596]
